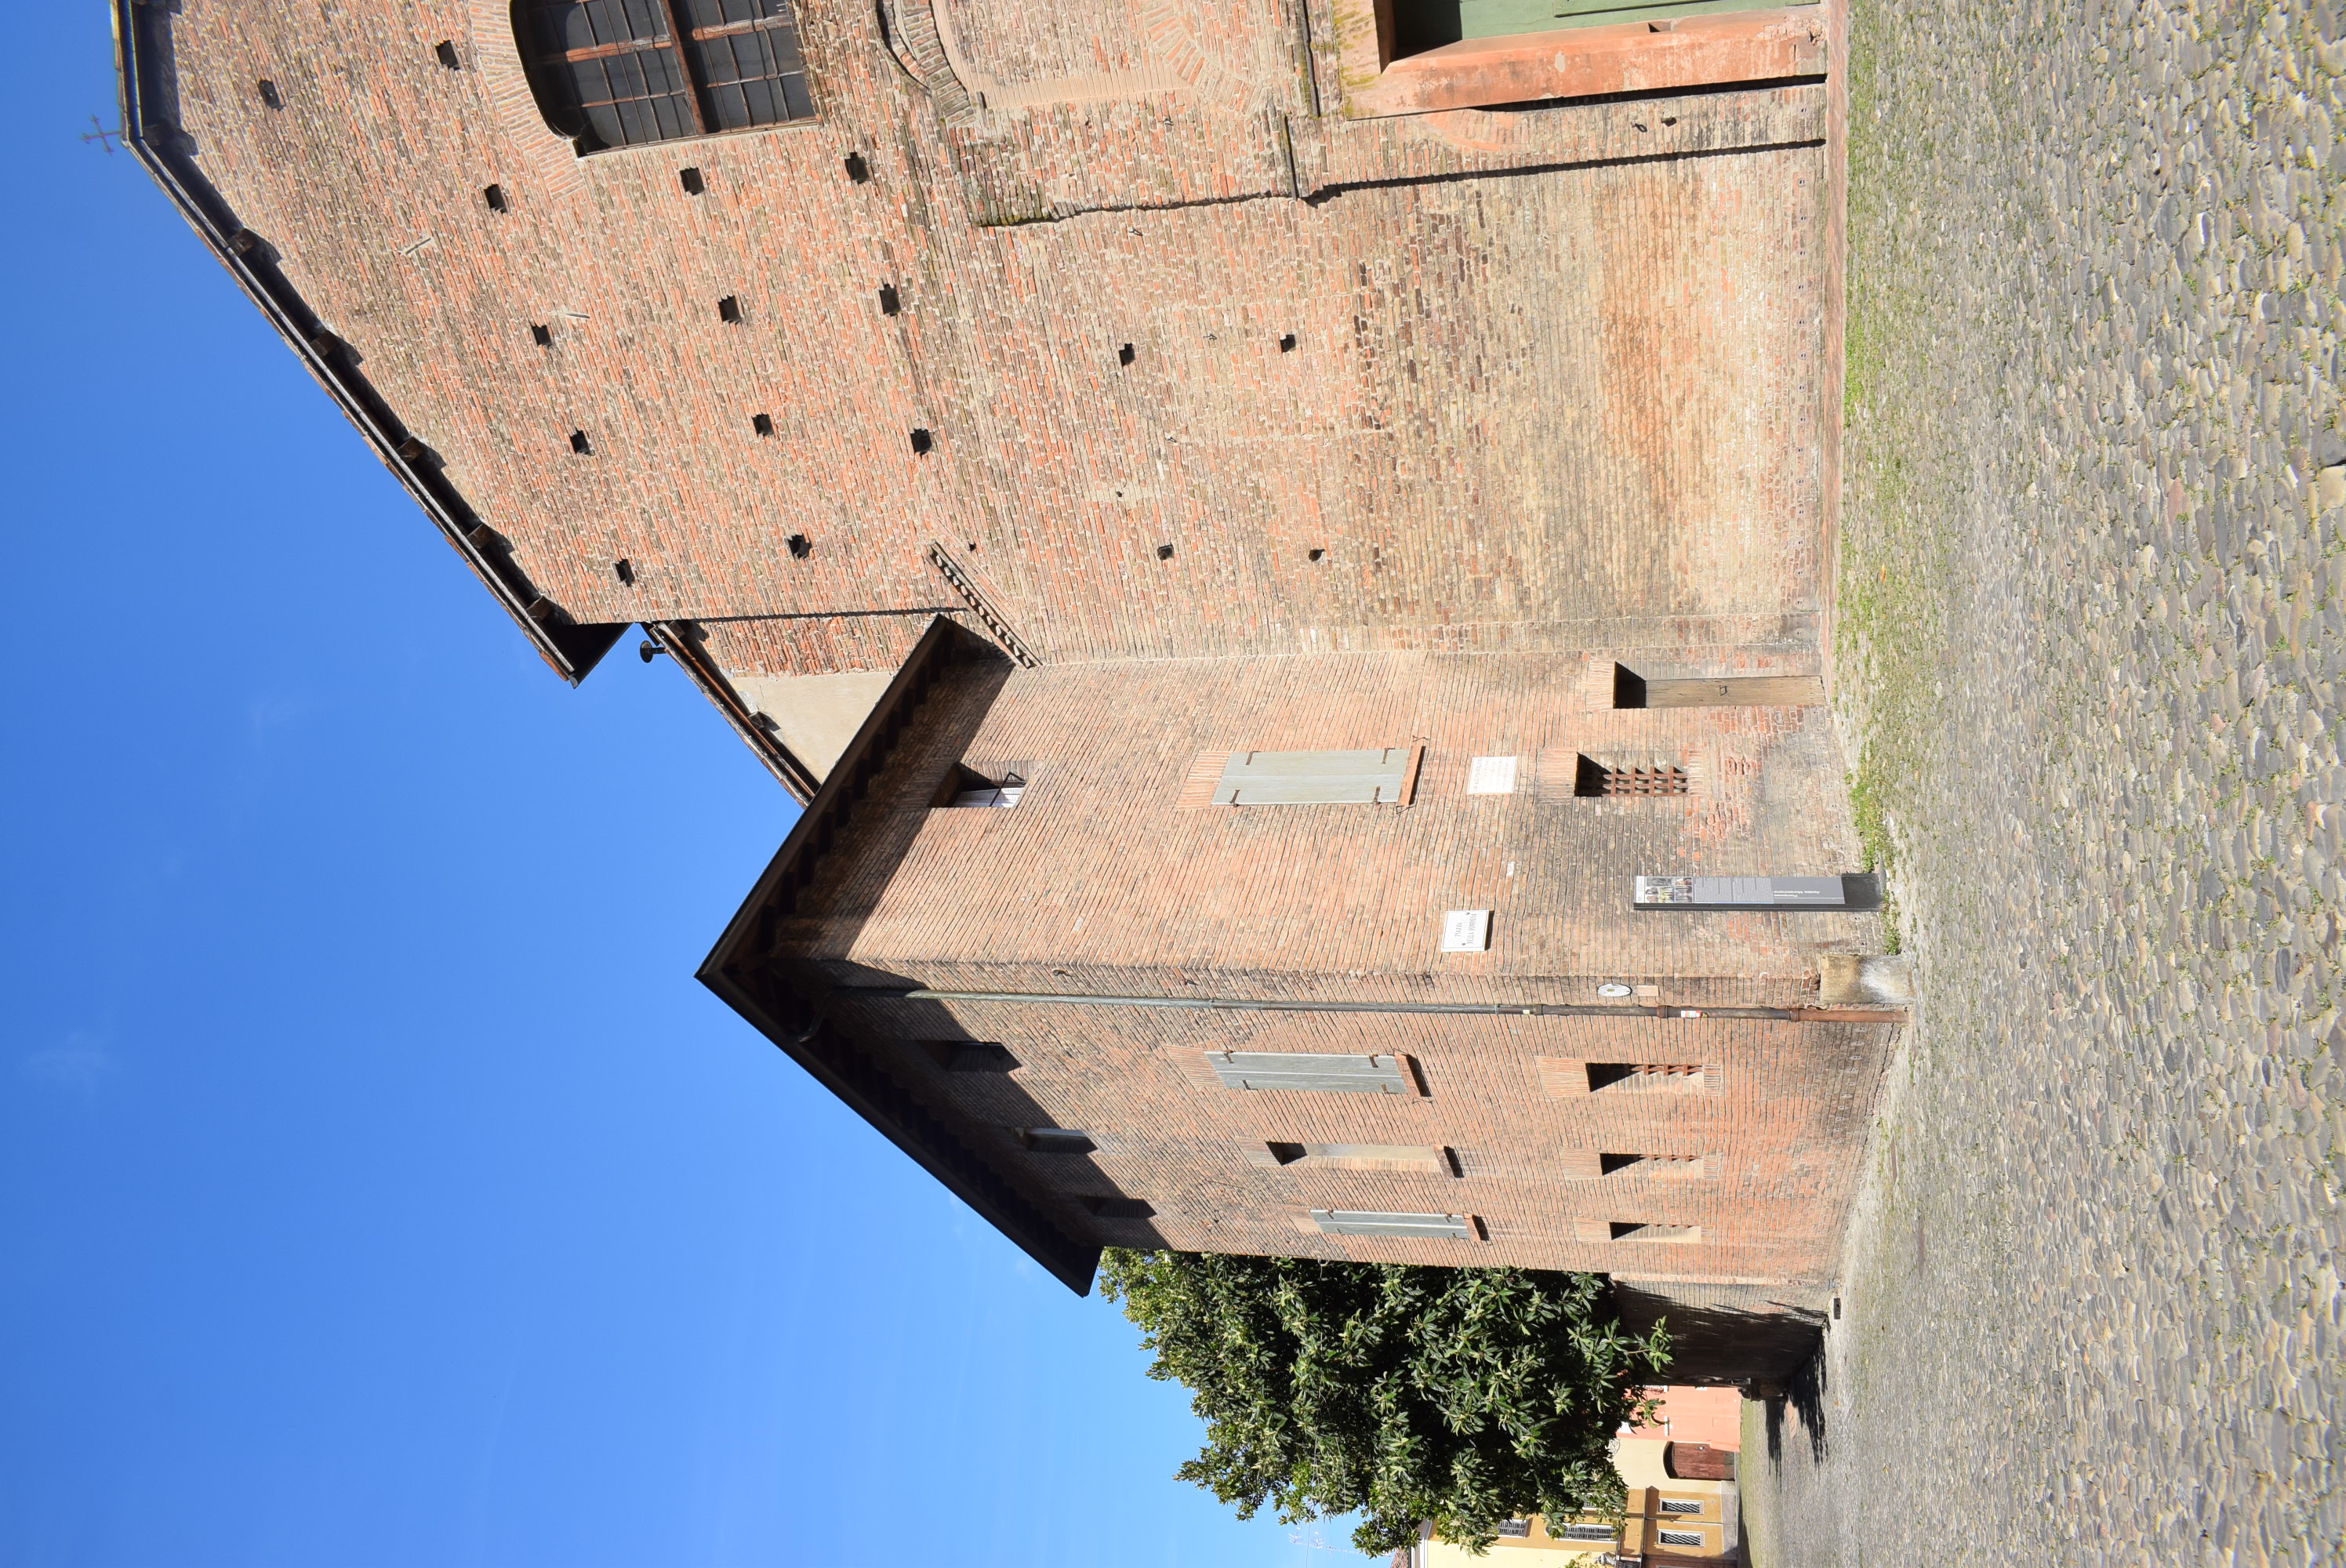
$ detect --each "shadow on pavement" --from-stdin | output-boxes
[1761,1342,1830,1465]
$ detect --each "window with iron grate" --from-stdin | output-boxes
[514,0,814,154]
[1573,755,1690,797]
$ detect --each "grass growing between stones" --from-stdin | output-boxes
[1781,0,2346,1559]
[1830,1,1960,957]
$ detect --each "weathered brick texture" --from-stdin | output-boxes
[145,0,1828,670]
[138,0,1872,1315]
[708,632,1891,1293]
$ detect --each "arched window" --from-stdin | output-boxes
[514,0,814,153]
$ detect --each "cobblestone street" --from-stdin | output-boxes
[1745,1,2346,1563]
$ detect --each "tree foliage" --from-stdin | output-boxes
[1099,1250,1669,1555]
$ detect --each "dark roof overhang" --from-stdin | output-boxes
[111,0,626,684]
[697,617,1100,1294]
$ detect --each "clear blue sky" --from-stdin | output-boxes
[0,16,1369,1567]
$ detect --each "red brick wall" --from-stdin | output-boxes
[730,646,1890,1288]
[147,1,1874,1298]
[790,650,1874,992]
[834,995,1889,1286]
[150,0,1830,670]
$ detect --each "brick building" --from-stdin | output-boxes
[118,0,1890,1373]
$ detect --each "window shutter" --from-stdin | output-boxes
[1206,1051,1414,1094]
[1309,1210,1473,1240]
[1211,748,1416,805]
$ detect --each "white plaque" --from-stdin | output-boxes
[1440,909,1491,952]
[1464,755,1519,795]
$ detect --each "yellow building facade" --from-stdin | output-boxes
[1410,1436,1739,1567]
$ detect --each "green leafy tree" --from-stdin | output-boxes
[1099,1250,1669,1555]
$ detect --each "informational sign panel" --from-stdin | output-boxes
[1633,875,1850,909]
[1465,755,1519,795]
[1440,909,1493,950]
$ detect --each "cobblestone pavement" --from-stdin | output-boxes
[1745,2,2346,1564]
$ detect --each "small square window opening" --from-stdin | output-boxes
[256,78,282,108]
[1587,1062,1704,1092]
[717,296,742,324]
[1574,756,1690,797]
[434,39,460,69]
[936,763,1026,809]
[678,166,705,194]
[752,412,775,437]
[910,428,934,455]
[530,322,552,347]
[483,183,508,212]
[1599,1152,1705,1177]
[568,429,592,455]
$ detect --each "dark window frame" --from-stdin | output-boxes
[514,0,816,155]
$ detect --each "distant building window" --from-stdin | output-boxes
[1657,1529,1705,1548]
[1555,1523,1616,1542]
[1207,1051,1418,1095]
[1493,1520,1531,1537]
[1309,1210,1473,1240]
[514,0,815,154]
[1658,1498,1704,1515]
[1211,746,1420,805]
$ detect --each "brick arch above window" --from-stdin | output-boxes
[513,0,815,154]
